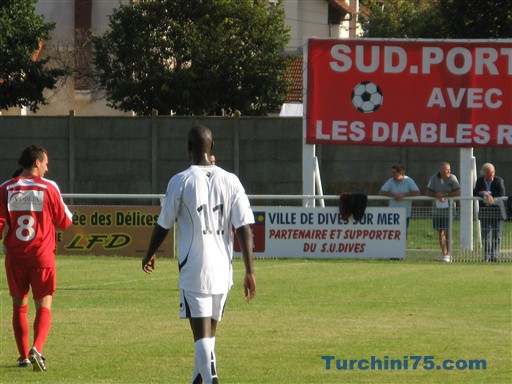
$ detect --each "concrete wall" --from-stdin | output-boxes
[0,116,510,205]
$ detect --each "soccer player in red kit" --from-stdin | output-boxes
[0,145,72,371]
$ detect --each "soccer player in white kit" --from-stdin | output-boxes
[142,125,256,384]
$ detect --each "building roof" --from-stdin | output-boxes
[327,0,357,23]
[329,0,356,14]
[285,55,303,103]
[284,2,359,103]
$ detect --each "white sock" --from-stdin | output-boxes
[191,356,201,384]
[194,338,213,384]
[210,337,217,381]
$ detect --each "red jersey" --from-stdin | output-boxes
[0,176,72,267]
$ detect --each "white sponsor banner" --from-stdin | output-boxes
[8,190,44,212]
[241,206,406,259]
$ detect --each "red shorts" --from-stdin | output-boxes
[5,258,56,300]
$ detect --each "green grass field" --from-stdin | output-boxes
[1,256,511,384]
[406,219,512,250]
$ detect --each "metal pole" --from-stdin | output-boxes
[68,110,76,205]
[151,110,158,202]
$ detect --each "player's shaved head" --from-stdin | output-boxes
[188,125,214,164]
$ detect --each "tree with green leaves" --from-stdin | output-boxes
[0,0,66,112]
[359,0,512,38]
[436,0,512,38]
[93,0,290,116]
[359,0,442,38]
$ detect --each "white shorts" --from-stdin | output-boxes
[179,290,228,321]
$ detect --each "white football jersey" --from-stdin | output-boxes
[157,165,254,294]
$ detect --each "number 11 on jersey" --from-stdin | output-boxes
[197,203,224,235]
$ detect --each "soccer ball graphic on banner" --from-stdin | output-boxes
[351,81,383,113]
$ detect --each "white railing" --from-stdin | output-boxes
[61,194,510,263]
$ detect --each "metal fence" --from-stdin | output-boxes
[1,193,509,262]
[407,205,511,263]
[311,195,510,263]
[53,194,509,263]
[349,196,510,263]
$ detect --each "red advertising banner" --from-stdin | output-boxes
[306,38,512,147]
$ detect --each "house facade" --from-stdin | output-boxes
[284,0,359,52]
[2,0,359,116]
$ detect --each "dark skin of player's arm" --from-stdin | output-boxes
[141,224,168,274]
[236,224,256,303]
[141,224,256,341]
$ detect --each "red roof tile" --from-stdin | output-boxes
[285,55,303,103]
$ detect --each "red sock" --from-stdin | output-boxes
[13,304,30,360]
[33,307,52,353]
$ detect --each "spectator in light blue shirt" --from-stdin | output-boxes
[379,164,420,228]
